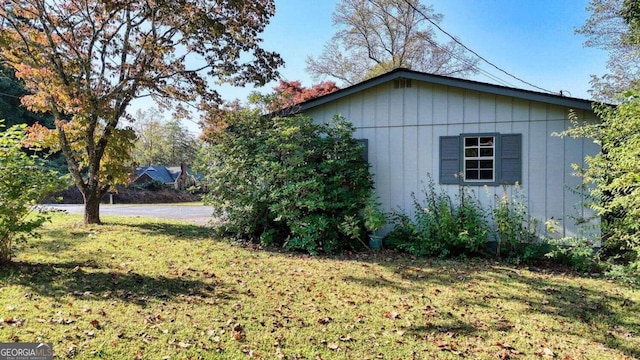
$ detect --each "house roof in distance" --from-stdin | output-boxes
[293,68,595,113]
[134,166,176,184]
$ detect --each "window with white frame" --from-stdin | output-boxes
[463,136,495,181]
[439,133,521,186]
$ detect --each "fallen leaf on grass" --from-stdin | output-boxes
[317,317,332,325]
[535,347,555,358]
[232,323,245,341]
[0,317,15,324]
[435,340,448,348]
[383,311,400,319]
[50,317,75,325]
[497,342,515,350]
[327,342,339,350]
[340,335,354,342]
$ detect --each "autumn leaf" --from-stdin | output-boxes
[535,347,555,358]
[497,342,514,350]
[383,311,400,319]
[339,335,354,342]
[434,340,448,348]
[232,323,245,341]
[327,342,339,350]
[317,317,332,325]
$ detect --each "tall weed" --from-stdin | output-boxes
[385,177,489,258]
[491,184,539,260]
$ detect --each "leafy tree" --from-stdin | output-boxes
[198,110,373,255]
[269,80,340,111]
[563,98,640,266]
[577,0,640,101]
[163,120,200,167]
[306,0,478,85]
[250,80,340,113]
[131,108,200,167]
[0,122,67,264]
[0,65,53,128]
[568,0,640,270]
[0,0,282,224]
[131,109,165,167]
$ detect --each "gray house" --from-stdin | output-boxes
[132,163,202,190]
[293,68,600,238]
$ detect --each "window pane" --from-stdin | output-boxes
[480,148,493,157]
[465,148,478,157]
[466,170,479,180]
[480,137,494,146]
[480,170,493,180]
[465,137,478,146]
[480,160,493,169]
[466,160,478,169]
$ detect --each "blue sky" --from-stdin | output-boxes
[133,0,610,131]
[213,0,607,101]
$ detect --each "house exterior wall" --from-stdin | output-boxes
[303,80,600,238]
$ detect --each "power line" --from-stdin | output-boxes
[403,0,555,94]
[0,91,21,99]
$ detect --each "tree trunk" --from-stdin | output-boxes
[83,191,102,225]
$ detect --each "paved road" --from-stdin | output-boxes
[44,204,215,226]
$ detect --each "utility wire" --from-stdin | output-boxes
[403,0,555,94]
[0,91,21,99]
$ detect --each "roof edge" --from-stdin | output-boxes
[292,68,596,113]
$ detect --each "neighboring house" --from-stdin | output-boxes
[132,163,202,190]
[292,68,600,238]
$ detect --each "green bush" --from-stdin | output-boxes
[139,179,164,192]
[385,178,489,258]
[0,122,67,264]
[543,219,601,273]
[491,185,540,260]
[559,98,640,272]
[198,111,373,255]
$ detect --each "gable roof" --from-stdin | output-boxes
[293,68,595,113]
[134,166,176,184]
[134,165,204,184]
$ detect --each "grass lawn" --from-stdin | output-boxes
[1,214,638,359]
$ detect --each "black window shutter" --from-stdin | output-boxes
[500,134,522,184]
[440,136,460,184]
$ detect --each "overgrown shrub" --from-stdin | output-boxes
[0,123,67,264]
[544,219,602,273]
[137,180,164,192]
[198,111,373,255]
[491,185,540,260]
[385,178,489,258]
[385,180,553,263]
[559,99,640,272]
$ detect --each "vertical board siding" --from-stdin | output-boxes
[403,125,419,214]
[305,81,598,237]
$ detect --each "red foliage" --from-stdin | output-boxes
[271,80,339,111]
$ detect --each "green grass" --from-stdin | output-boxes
[1,214,639,359]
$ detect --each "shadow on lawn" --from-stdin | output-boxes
[484,267,640,359]
[346,255,640,359]
[0,260,236,306]
[106,220,215,240]
[343,275,408,291]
